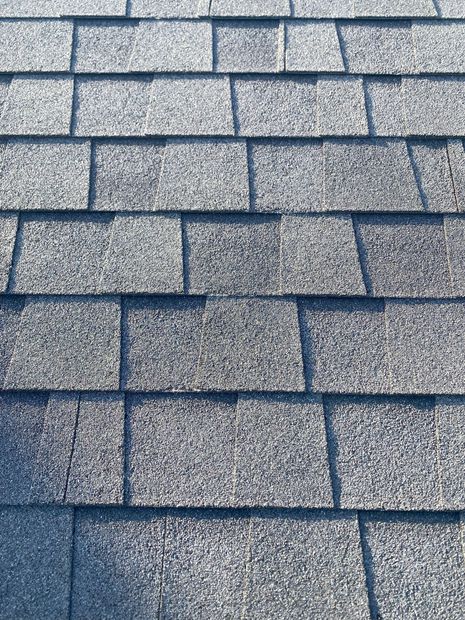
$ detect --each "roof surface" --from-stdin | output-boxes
[0,1,465,618]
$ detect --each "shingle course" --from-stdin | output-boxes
[0,212,16,291]
[214,20,280,73]
[285,20,344,73]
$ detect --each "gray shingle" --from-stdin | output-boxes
[281,214,365,295]
[4,297,121,391]
[448,139,465,211]
[317,78,368,137]
[354,215,452,297]
[436,0,465,17]
[0,0,126,16]
[293,0,353,17]
[363,513,465,620]
[156,139,249,211]
[444,216,465,294]
[0,76,73,136]
[408,141,457,213]
[195,297,305,392]
[0,296,24,387]
[73,21,138,73]
[91,140,164,212]
[328,396,440,510]
[0,213,16,291]
[413,22,465,74]
[385,300,465,394]
[73,508,164,619]
[146,76,234,136]
[286,21,344,73]
[339,22,414,74]
[161,511,249,619]
[324,139,422,211]
[184,214,280,294]
[300,299,390,394]
[214,21,280,73]
[435,398,465,509]
[250,139,323,212]
[210,0,291,17]
[66,394,124,505]
[61,0,127,15]
[74,77,151,137]
[233,76,318,137]
[0,139,91,211]
[122,296,205,391]
[0,76,10,112]
[130,0,200,17]
[245,512,370,620]
[127,395,236,506]
[364,77,406,137]
[234,395,332,507]
[0,507,73,619]
[0,19,73,72]
[354,0,436,17]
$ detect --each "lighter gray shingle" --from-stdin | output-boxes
[364,78,406,136]
[444,216,465,294]
[73,21,138,73]
[130,0,199,17]
[317,77,368,136]
[409,141,457,212]
[354,0,436,17]
[0,0,126,16]
[413,22,465,73]
[210,0,291,16]
[214,21,280,73]
[436,0,465,16]
[435,398,465,509]
[286,21,344,73]
[0,213,16,291]
[293,0,353,17]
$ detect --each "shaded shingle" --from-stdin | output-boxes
[364,77,406,136]
[210,0,291,17]
[317,78,368,136]
[354,0,436,17]
[281,214,365,295]
[0,76,73,136]
[214,21,280,73]
[0,296,24,387]
[0,139,91,211]
[195,297,305,392]
[293,0,353,18]
[245,512,370,619]
[156,139,249,211]
[444,216,465,294]
[435,398,465,509]
[285,21,344,73]
[0,213,16,291]
[300,299,390,393]
[184,214,280,294]
[73,21,138,73]
[250,139,323,212]
[146,76,234,136]
[0,507,73,619]
[73,508,164,619]
[4,297,121,391]
[130,0,199,17]
[122,296,205,391]
[0,19,73,72]
[363,513,465,620]
[413,22,465,74]
[408,141,457,212]
[234,395,332,507]
[127,395,236,506]
[436,0,465,17]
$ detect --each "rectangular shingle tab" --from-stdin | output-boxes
[354,0,436,17]
[214,21,280,73]
[364,78,406,137]
[0,296,24,387]
[0,0,126,17]
[293,0,353,17]
[317,77,368,136]
[435,398,465,509]
[0,212,16,291]
[436,0,465,17]
[130,0,200,17]
[73,21,138,73]
[285,21,344,72]
[413,22,465,74]
[210,0,291,17]
[409,140,457,212]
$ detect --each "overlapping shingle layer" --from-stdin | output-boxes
[1,1,465,618]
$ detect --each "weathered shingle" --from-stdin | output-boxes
[184,214,280,294]
[285,21,344,73]
[413,22,465,74]
[130,0,200,17]
[354,0,436,17]
[364,77,406,136]
[435,398,465,509]
[234,395,332,507]
[214,20,280,73]
[444,216,465,294]
[317,78,368,136]
[73,21,138,73]
[0,213,16,291]
[408,141,457,212]
[210,0,291,17]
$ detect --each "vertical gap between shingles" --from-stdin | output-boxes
[459,514,465,569]
[126,0,132,17]
[96,214,116,292]
[86,140,96,211]
[335,23,349,73]
[245,140,255,213]
[442,212,456,295]
[431,0,442,17]
[362,80,375,137]
[229,76,239,137]
[407,141,429,212]
[157,513,169,620]
[64,394,81,502]
[357,513,379,620]
[322,395,341,508]
[382,299,394,393]
[351,215,372,296]
[67,508,77,620]
[433,398,445,509]
[119,296,125,391]
[5,211,22,293]
[446,141,461,213]
[180,214,190,294]
[69,22,80,136]
[211,19,218,72]
[278,20,286,73]
[277,214,284,294]
[153,140,168,210]
[296,300,311,391]
[123,392,130,505]
[230,394,241,503]
[240,512,253,620]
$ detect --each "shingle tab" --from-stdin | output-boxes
[364,78,406,137]
[0,212,16,291]
[127,395,236,506]
[281,214,365,295]
[408,141,457,212]
[413,22,465,74]
[234,395,332,507]
[214,21,280,73]
[300,299,390,393]
[0,296,24,387]
[435,398,465,509]
[0,0,126,17]
[354,0,436,17]
[185,214,280,294]
[245,512,370,620]
[147,76,234,136]
[210,0,291,17]
[195,297,305,392]
[130,0,199,17]
[0,76,73,136]
[436,0,465,17]
[4,297,121,391]
[285,21,344,73]
[293,0,353,18]
[156,139,249,211]
[61,0,127,16]
[317,78,368,136]
[448,139,465,211]
[444,216,465,294]
[73,21,138,73]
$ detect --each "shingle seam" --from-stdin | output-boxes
[459,514,465,569]
[357,512,379,620]
[4,212,20,292]
[406,141,429,211]
[382,299,394,393]
[122,392,130,505]
[64,393,81,502]
[441,216,456,295]
[433,399,446,508]
[446,140,461,211]
[335,22,349,73]
[152,140,168,210]
[322,395,341,507]
[156,513,168,620]
[96,215,116,292]
[67,507,77,620]
[229,75,240,136]
[278,20,286,72]
[239,512,253,620]
[350,215,371,295]
[431,0,443,17]
[230,394,240,502]
[180,216,190,294]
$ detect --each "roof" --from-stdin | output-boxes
[0,1,465,618]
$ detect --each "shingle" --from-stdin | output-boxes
[0,296,24,387]
[435,398,465,508]
[130,0,200,17]
[91,140,164,212]
[73,508,164,619]
[195,297,305,392]
[413,22,465,73]
[73,21,138,73]
[4,297,121,391]
[214,21,280,73]
[286,21,344,73]
[354,0,436,17]
[0,76,73,136]
[234,395,332,507]
[66,394,124,505]
[74,77,151,137]
[317,77,368,136]
[156,139,249,211]
[0,139,91,211]
[250,139,323,212]
[146,76,234,136]
[300,299,390,394]
[0,213,16,291]
[354,215,452,296]
[184,214,280,294]
[245,512,370,620]
[324,139,422,212]
[364,77,406,137]
[122,296,205,391]
[0,0,126,16]
[328,396,440,510]
[61,0,127,16]
[0,76,10,112]
[0,19,73,72]
[403,77,465,136]
[210,0,291,17]
[444,216,465,294]
[233,76,318,137]
[363,513,465,620]
[436,0,465,17]
[127,395,236,506]
[100,214,184,294]
[0,507,73,619]
[408,141,457,213]
[447,139,465,211]
[385,300,465,394]
[292,0,353,17]
[161,511,249,619]
[281,214,365,295]
[339,22,414,75]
